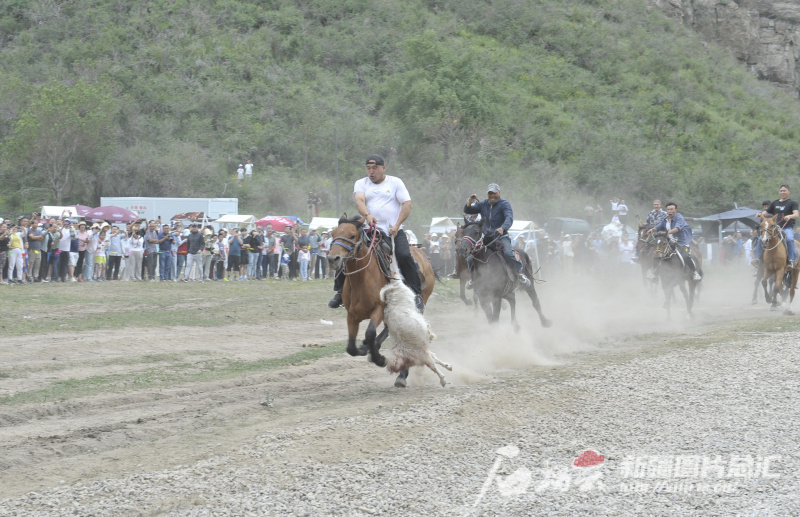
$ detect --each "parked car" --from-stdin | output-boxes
[543,217,592,237]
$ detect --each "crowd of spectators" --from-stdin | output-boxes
[0,215,335,285]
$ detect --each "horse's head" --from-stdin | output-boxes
[457,220,483,258]
[760,215,781,247]
[651,231,674,258]
[636,224,656,255]
[328,213,365,271]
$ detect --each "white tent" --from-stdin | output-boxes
[510,220,535,232]
[309,217,340,231]
[215,214,255,231]
[429,216,458,235]
[41,206,80,219]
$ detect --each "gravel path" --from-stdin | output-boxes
[2,328,798,516]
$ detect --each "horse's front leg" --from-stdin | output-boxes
[762,276,772,304]
[375,325,389,351]
[491,298,502,323]
[479,296,495,323]
[772,269,785,309]
[459,276,472,306]
[346,316,368,356]
[506,294,520,333]
[363,308,386,367]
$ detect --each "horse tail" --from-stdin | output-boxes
[434,267,444,285]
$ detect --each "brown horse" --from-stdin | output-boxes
[758,215,799,314]
[327,215,436,376]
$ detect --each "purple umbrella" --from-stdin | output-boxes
[71,205,93,217]
[86,205,139,223]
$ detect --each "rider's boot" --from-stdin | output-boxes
[518,272,531,288]
[465,279,473,290]
[328,291,343,308]
[447,270,459,279]
[751,258,761,268]
[646,269,657,281]
[692,270,702,281]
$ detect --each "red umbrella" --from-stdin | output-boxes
[86,205,139,223]
[71,205,93,217]
[255,216,296,232]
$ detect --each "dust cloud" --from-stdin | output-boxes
[416,261,773,386]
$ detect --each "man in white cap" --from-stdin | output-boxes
[463,183,531,288]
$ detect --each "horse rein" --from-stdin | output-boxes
[460,233,501,264]
[330,224,379,275]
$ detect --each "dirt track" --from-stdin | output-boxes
[1,267,798,514]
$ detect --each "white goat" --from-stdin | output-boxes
[379,237,452,386]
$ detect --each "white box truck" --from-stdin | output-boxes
[99,197,238,222]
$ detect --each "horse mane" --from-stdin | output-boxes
[338,213,365,229]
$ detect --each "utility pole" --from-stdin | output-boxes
[335,128,340,215]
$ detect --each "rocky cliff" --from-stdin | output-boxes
[650,0,800,96]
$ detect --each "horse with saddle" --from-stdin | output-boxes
[457,219,551,332]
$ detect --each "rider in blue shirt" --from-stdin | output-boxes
[648,202,702,281]
[463,183,531,288]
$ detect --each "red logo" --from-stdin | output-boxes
[573,450,605,468]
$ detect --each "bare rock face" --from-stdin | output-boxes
[649,0,800,96]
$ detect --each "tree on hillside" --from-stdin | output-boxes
[378,30,499,165]
[4,81,118,204]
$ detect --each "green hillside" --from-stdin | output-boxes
[1,0,799,225]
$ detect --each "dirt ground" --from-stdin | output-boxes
[0,264,796,506]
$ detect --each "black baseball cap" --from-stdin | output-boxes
[366,155,385,166]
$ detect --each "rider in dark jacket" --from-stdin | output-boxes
[463,183,531,288]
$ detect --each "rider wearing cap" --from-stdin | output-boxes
[463,183,531,288]
[328,154,425,312]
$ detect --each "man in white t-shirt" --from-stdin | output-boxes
[244,160,253,179]
[328,154,424,311]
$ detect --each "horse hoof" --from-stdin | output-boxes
[784,309,795,316]
[346,345,360,357]
[464,300,473,306]
[357,344,369,356]
[440,378,447,387]
[541,319,553,328]
[372,354,387,368]
[770,306,778,312]
[394,376,407,388]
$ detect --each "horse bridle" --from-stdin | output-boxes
[330,224,378,275]
[760,220,785,252]
[653,233,678,260]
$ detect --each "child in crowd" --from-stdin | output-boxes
[280,250,290,280]
[298,247,310,281]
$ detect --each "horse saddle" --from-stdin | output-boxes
[368,230,427,291]
[487,239,519,284]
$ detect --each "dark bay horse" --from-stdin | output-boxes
[636,225,658,292]
[457,221,551,332]
[454,223,476,307]
[652,232,700,320]
[327,215,436,384]
[758,215,799,314]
